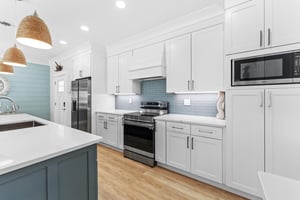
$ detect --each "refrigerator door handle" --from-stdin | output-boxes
[72,100,77,112]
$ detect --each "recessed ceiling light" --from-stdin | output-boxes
[59,40,67,45]
[80,25,89,32]
[116,1,126,9]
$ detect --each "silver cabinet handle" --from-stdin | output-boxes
[268,91,272,108]
[103,121,106,129]
[115,86,118,93]
[188,80,190,91]
[192,80,195,91]
[268,28,271,46]
[192,137,194,150]
[198,129,213,134]
[172,126,184,130]
[260,91,264,107]
[118,85,120,93]
[260,30,263,47]
[187,136,189,149]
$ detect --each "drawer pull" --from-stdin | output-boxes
[198,129,213,134]
[187,136,189,149]
[108,117,116,120]
[172,126,184,130]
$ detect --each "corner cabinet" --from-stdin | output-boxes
[73,51,91,80]
[106,52,140,95]
[166,23,224,93]
[165,122,223,184]
[225,0,300,54]
[96,113,124,149]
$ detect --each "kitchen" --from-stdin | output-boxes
[0,0,300,200]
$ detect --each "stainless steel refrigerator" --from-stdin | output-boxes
[71,78,91,133]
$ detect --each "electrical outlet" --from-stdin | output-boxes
[184,99,191,106]
[128,98,132,104]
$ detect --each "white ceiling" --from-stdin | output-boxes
[0,0,223,64]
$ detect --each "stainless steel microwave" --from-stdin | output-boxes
[232,51,300,86]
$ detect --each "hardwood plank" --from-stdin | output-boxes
[97,144,246,200]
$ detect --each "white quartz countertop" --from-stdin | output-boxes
[0,114,102,175]
[154,114,226,128]
[95,109,136,116]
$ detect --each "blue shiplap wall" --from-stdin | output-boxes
[115,79,218,117]
[1,63,50,120]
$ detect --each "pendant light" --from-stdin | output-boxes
[16,10,52,49]
[0,62,14,74]
[2,44,26,67]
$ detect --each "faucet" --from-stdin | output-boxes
[0,96,19,114]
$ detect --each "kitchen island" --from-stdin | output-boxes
[0,114,102,200]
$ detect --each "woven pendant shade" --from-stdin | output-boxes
[0,62,14,74]
[2,44,27,67]
[16,11,52,49]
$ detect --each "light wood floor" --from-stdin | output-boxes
[97,145,246,200]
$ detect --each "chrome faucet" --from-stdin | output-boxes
[0,96,19,114]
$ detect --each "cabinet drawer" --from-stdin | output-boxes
[97,114,106,120]
[191,125,222,140]
[167,122,190,134]
[107,114,118,121]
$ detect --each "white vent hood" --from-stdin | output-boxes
[128,42,166,80]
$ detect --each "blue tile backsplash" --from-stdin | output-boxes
[115,79,218,117]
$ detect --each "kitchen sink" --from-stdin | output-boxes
[0,121,45,132]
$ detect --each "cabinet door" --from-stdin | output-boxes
[73,57,81,80]
[155,120,166,164]
[226,89,264,197]
[106,118,118,147]
[192,24,223,91]
[106,56,119,94]
[265,0,300,47]
[191,136,222,183]
[117,116,124,149]
[96,114,107,143]
[80,53,91,78]
[225,0,264,54]
[265,88,300,181]
[167,131,190,171]
[118,52,139,94]
[166,34,191,93]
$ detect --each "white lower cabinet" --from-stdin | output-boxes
[226,89,265,197]
[190,135,222,183]
[96,113,124,149]
[155,120,166,164]
[164,122,223,183]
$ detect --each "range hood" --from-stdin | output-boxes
[129,42,166,80]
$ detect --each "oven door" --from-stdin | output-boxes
[232,52,294,86]
[124,119,155,157]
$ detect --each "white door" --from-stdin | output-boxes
[167,131,190,171]
[225,0,264,54]
[106,118,118,147]
[53,73,69,126]
[117,116,124,149]
[191,136,222,183]
[96,114,107,142]
[166,34,191,93]
[226,89,265,197]
[155,120,166,164]
[265,0,300,48]
[118,51,133,94]
[106,55,119,94]
[265,88,300,181]
[192,24,223,91]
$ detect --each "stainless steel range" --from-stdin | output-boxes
[123,101,168,167]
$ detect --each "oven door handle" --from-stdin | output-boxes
[124,120,154,130]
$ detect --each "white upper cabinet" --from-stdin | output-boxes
[226,89,265,197]
[166,34,191,93]
[106,55,119,94]
[106,52,140,95]
[225,0,264,54]
[166,24,224,93]
[192,24,224,91]
[73,51,91,80]
[129,42,166,80]
[265,0,300,48]
[265,88,300,181]
[226,0,300,54]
